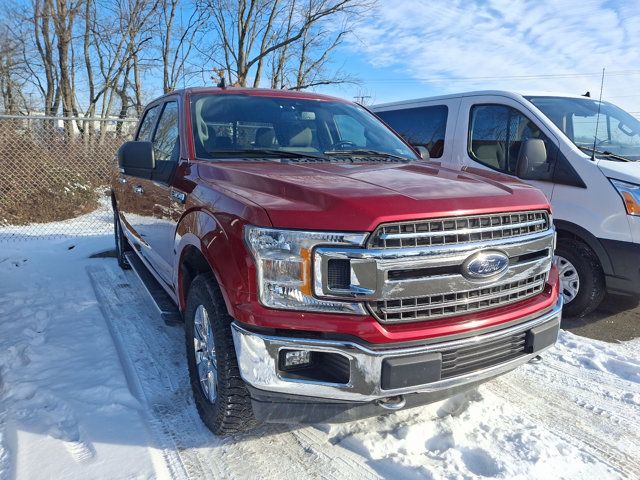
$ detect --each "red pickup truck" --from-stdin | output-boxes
[112,87,561,435]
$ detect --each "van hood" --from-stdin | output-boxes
[196,161,550,231]
[597,159,640,185]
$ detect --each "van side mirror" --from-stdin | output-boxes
[415,145,430,160]
[118,141,155,179]
[516,138,548,180]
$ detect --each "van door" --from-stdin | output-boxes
[457,95,556,199]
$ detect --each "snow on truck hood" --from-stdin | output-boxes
[597,159,640,185]
[196,161,550,231]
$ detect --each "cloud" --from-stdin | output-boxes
[349,0,640,113]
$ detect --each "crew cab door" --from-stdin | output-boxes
[119,99,180,285]
[457,95,557,199]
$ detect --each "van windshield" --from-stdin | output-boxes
[190,94,417,162]
[526,96,640,161]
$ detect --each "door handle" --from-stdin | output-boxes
[133,185,145,194]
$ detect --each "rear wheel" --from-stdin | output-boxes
[185,273,257,435]
[113,207,131,270]
[554,238,605,318]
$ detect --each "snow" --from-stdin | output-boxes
[1,214,639,480]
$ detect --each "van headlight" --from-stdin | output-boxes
[610,179,640,216]
[244,226,367,314]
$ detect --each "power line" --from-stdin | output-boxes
[359,70,640,84]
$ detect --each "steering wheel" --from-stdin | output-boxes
[330,140,358,150]
[597,137,611,146]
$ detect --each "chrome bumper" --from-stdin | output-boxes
[231,297,562,402]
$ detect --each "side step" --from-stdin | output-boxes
[124,252,182,326]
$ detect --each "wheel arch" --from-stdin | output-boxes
[554,219,612,275]
[174,209,239,316]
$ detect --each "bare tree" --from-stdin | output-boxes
[50,0,82,124]
[159,0,208,93]
[199,0,368,88]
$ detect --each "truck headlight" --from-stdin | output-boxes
[244,226,367,314]
[610,179,640,216]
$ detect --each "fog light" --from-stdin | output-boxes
[281,350,312,370]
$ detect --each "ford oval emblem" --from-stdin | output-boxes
[462,251,509,280]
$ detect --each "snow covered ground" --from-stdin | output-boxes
[0,223,639,479]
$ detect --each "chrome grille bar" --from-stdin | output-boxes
[369,210,550,249]
[369,274,546,324]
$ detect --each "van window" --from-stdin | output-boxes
[469,104,555,180]
[376,105,448,158]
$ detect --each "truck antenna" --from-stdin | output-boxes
[591,68,605,161]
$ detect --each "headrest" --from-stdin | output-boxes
[255,128,275,147]
[288,127,312,147]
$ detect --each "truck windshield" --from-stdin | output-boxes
[190,94,417,161]
[526,96,640,161]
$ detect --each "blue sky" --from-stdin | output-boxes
[314,0,640,115]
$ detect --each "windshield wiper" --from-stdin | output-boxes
[207,148,331,161]
[323,149,414,162]
[577,145,631,162]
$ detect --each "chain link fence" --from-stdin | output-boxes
[0,115,138,240]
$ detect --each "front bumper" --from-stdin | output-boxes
[600,237,640,296]
[231,296,562,405]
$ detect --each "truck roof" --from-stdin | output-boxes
[373,90,590,109]
[152,86,350,104]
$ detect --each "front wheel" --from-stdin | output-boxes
[185,273,257,436]
[554,238,605,318]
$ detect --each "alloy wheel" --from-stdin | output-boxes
[554,255,580,304]
[193,304,218,403]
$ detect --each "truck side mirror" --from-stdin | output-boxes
[415,145,430,160]
[516,138,547,180]
[118,141,155,179]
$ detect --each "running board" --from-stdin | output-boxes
[124,252,182,326]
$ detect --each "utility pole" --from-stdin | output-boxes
[353,94,371,105]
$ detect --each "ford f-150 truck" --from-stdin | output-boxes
[111,87,562,436]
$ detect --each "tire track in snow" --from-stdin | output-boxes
[487,366,640,480]
[89,264,379,480]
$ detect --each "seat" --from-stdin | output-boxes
[255,128,276,147]
[475,143,505,169]
[283,127,317,152]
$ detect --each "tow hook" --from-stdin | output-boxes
[529,355,543,364]
[377,395,406,410]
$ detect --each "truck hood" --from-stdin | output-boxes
[196,161,550,231]
[597,159,640,185]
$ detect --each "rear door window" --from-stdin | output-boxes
[376,105,448,158]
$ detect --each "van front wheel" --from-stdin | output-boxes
[554,239,605,318]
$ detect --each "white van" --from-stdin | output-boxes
[373,91,640,317]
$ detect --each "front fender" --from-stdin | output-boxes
[173,208,251,316]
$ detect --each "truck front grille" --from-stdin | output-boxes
[369,273,546,324]
[440,330,527,379]
[368,210,550,249]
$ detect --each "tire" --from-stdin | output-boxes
[113,207,131,270]
[185,273,257,435]
[554,238,605,318]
